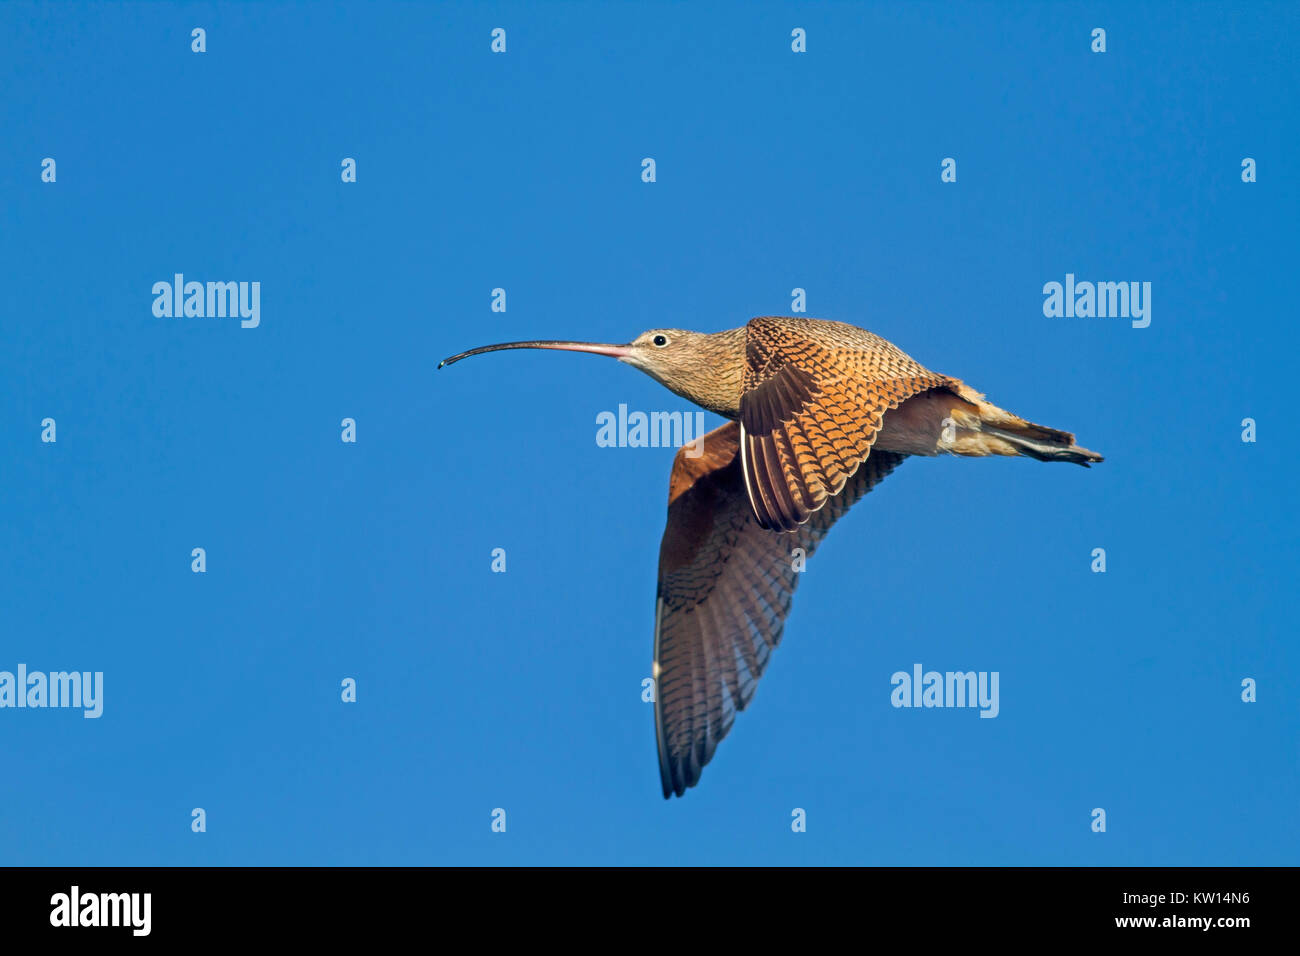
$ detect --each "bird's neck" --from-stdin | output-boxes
[667,326,748,419]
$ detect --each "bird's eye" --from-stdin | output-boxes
[652,334,669,347]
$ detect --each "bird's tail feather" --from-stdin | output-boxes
[943,381,1104,466]
[980,423,1103,466]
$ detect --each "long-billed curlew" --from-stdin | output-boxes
[440,316,1102,798]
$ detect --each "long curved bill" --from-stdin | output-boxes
[438,339,633,369]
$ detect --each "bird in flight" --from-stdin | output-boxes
[440,316,1102,798]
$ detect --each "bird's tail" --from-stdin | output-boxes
[945,382,1103,467]
[978,422,1103,465]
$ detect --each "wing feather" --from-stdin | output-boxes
[653,419,905,797]
[740,317,950,531]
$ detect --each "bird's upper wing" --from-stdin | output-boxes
[653,419,905,798]
[738,316,951,531]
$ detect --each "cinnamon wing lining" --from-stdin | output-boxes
[653,419,906,798]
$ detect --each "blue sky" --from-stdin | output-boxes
[1,1,1296,865]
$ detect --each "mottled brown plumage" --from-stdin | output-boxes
[440,316,1103,797]
[739,318,952,530]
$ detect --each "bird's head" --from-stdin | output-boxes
[439,326,747,417]
[620,328,714,384]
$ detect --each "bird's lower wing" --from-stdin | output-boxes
[739,316,950,531]
[653,419,905,798]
